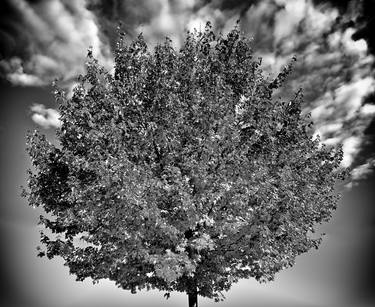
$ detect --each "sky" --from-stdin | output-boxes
[0,0,375,306]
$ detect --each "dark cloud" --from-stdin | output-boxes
[206,0,259,13]
[313,0,375,56]
[86,0,258,50]
[1,0,374,179]
[235,0,374,172]
[86,0,163,49]
[0,1,31,59]
[352,0,375,54]
[313,0,352,11]
[0,0,113,85]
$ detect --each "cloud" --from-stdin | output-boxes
[360,104,375,116]
[125,0,235,49]
[273,0,306,43]
[345,158,375,189]
[2,0,375,180]
[0,57,45,86]
[238,0,375,176]
[0,0,113,86]
[30,103,61,129]
[341,136,362,168]
[88,0,249,50]
[351,159,375,181]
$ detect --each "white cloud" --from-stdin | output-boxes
[1,57,45,86]
[346,158,375,189]
[342,136,362,168]
[316,122,343,138]
[310,95,335,121]
[273,0,306,43]
[8,71,44,87]
[360,104,375,116]
[342,28,368,54]
[135,0,245,51]
[136,0,182,49]
[321,137,341,147]
[335,77,375,120]
[31,104,62,129]
[351,159,375,181]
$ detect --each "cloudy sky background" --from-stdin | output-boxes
[1,0,375,306]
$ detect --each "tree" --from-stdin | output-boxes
[24,22,348,307]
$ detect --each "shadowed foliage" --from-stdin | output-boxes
[23,22,348,306]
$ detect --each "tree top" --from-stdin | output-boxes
[24,22,348,302]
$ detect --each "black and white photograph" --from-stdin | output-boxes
[1,1,375,306]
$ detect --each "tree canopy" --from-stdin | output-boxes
[24,22,348,306]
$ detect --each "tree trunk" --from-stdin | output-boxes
[188,291,198,307]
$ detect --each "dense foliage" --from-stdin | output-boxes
[24,22,347,304]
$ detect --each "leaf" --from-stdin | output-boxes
[24,21,347,304]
